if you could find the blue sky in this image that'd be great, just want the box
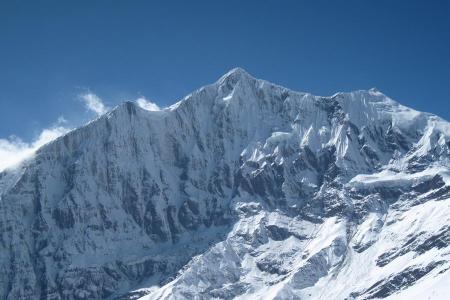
[1,0,449,144]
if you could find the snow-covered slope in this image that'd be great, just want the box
[0,68,449,299]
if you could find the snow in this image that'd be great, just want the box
[349,166,450,188]
[385,269,450,300]
[0,67,449,299]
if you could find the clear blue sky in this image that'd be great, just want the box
[1,0,450,141]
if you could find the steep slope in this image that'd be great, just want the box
[0,68,449,300]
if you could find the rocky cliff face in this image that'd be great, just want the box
[0,68,449,299]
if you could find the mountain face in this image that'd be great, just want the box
[0,68,449,300]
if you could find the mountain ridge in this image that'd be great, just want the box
[0,68,449,299]
[15,67,448,160]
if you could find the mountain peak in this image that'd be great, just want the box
[218,67,254,83]
[1,70,449,300]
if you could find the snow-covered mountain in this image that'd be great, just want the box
[0,68,449,300]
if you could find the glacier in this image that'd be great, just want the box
[0,68,449,299]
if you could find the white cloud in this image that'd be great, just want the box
[57,115,68,124]
[80,93,109,116]
[136,97,160,111]
[0,125,70,172]
[0,92,159,172]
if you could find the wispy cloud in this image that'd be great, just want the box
[0,123,70,172]
[80,93,109,116]
[0,92,109,172]
[136,97,160,111]
[0,91,160,172]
